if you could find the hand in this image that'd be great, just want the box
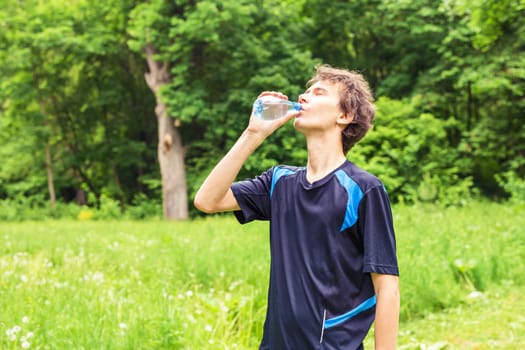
[245,91,300,139]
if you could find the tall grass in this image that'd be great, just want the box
[395,202,525,320]
[1,218,271,349]
[0,201,523,349]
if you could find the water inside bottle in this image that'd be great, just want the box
[253,97,301,120]
[260,101,289,120]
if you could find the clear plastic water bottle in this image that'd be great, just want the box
[252,96,301,120]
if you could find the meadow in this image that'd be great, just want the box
[1,201,524,349]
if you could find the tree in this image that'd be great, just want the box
[302,0,447,97]
[0,0,155,210]
[128,0,318,219]
[418,0,525,196]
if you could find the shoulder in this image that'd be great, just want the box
[272,164,303,173]
[270,164,303,181]
[269,165,303,195]
[336,161,384,194]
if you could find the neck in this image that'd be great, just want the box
[305,135,347,183]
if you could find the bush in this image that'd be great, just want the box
[0,196,84,221]
[94,195,122,220]
[496,159,525,203]
[0,195,164,221]
[352,96,474,206]
[125,193,162,220]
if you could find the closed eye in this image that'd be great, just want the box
[304,87,328,96]
[312,87,328,95]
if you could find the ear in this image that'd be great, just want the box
[336,112,353,127]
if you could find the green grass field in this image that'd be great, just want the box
[1,201,524,349]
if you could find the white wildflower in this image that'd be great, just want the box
[467,291,483,299]
[220,303,229,312]
[92,272,104,284]
[7,328,17,341]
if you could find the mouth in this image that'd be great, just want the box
[299,104,308,113]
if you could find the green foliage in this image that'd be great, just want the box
[0,0,157,209]
[417,0,525,197]
[351,96,473,205]
[0,196,81,221]
[124,194,162,220]
[1,0,524,217]
[0,196,163,221]
[496,158,525,203]
[129,0,318,199]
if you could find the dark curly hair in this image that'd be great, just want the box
[307,65,376,154]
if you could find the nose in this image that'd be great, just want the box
[298,93,308,104]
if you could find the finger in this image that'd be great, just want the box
[277,109,300,125]
[257,91,289,100]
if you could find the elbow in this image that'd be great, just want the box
[193,192,215,213]
[193,194,208,213]
[194,187,237,213]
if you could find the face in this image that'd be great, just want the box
[294,80,350,134]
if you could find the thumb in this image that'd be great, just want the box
[278,109,299,125]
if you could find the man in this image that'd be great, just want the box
[194,64,399,349]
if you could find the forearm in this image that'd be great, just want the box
[372,274,400,350]
[194,129,265,213]
[194,91,297,213]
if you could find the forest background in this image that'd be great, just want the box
[0,0,524,219]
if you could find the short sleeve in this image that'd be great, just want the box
[230,168,274,224]
[359,185,399,276]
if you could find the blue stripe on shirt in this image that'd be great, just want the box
[334,170,364,232]
[270,167,296,198]
[324,295,376,329]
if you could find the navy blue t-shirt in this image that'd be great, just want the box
[231,160,398,350]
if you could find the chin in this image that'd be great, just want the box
[292,118,307,133]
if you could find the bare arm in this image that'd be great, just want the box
[194,92,298,213]
[371,273,400,350]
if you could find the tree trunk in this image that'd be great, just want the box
[113,165,125,213]
[39,99,56,210]
[157,103,188,219]
[34,71,56,211]
[76,188,86,206]
[466,81,472,132]
[144,44,188,220]
[45,141,56,210]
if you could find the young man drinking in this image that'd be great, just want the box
[194,65,400,350]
